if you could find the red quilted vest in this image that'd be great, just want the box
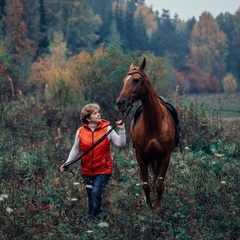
[79,119,112,176]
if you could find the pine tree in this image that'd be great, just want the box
[4,0,34,60]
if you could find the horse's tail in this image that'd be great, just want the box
[149,161,155,175]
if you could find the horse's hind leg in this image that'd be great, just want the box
[155,177,164,212]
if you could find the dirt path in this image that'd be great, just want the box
[222,116,240,122]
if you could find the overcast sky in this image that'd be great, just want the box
[144,0,240,20]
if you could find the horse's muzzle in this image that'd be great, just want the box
[116,98,130,112]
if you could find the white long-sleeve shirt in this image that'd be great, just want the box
[65,125,126,165]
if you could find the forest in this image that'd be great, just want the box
[0,0,240,98]
[0,0,240,239]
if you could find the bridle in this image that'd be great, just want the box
[126,69,148,107]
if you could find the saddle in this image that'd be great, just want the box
[131,96,182,150]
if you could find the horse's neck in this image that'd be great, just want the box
[141,87,165,129]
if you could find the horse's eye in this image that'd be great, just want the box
[132,78,140,85]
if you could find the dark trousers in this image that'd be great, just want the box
[82,174,111,217]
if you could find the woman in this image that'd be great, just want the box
[60,103,126,218]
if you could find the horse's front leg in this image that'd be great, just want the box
[155,155,170,212]
[137,155,152,208]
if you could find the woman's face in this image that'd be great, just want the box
[88,108,101,124]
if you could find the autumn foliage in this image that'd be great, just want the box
[189,12,228,79]
[222,73,238,93]
[173,64,221,93]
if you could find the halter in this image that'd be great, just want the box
[127,70,147,104]
[116,69,147,117]
[127,70,147,78]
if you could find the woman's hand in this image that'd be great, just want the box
[60,164,67,172]
[115,120,125,129]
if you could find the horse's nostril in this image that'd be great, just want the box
[117,99,125,107]
[117,99,128,112]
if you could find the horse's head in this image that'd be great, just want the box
[116,57,148,112]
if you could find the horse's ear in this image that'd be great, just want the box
[139,57,146,71]
[130,62,135,70]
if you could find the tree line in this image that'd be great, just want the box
[0,0,240,108]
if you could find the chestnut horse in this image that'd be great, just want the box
[116,58,176,211]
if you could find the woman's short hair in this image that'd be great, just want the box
[80,103,100,124]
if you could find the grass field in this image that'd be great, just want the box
[178,93,240,120]
[1,93,239,239]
